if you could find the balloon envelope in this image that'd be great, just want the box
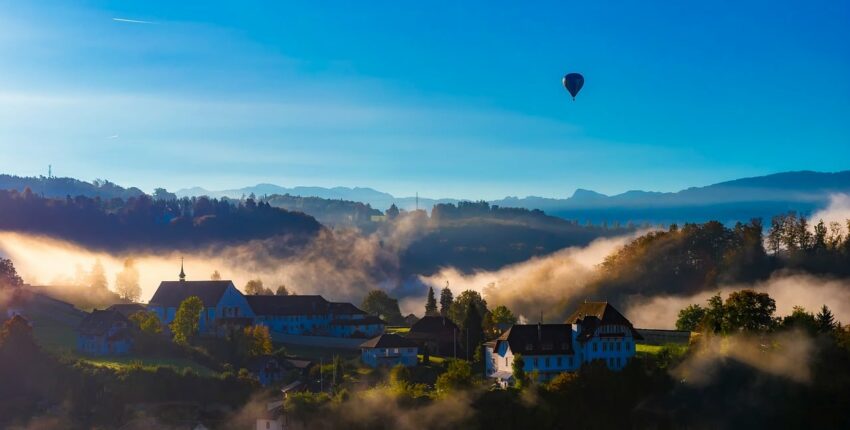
[562,73,584,99]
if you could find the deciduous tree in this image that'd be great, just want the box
[170,296,203,345]
[115,258,141,302]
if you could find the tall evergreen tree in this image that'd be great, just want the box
[816,305,836,333]
[439,285,454,317]
[462,300,484,361]
[425,287,439,316]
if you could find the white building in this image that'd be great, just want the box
[360,333,418,368]
[485,301,642,387]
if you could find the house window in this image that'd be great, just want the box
[592,343,598,352]
[616,342,621,351]
[557,357,562,367]
[505,357,508,366]
[525,343,533,351]
[532,358,538,368]
[568,356,573,367]
[542,342,553,351]
[617,357,622,367]
[602,342,607,352]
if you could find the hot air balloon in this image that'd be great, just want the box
[562,73,584,100]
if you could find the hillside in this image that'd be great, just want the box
[173,170,850,225]
[0,175,145,200]
[0,190,322,251]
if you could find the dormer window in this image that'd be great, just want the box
[542,342,553,351]
[525,343,533,351]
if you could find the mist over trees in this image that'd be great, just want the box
[0,189,321,250]
[593,214,850,305]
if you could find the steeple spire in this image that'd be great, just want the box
[179,257,186,282]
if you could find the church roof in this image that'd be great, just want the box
[149,280,234,308]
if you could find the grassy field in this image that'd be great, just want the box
[418,354,447,364]
[636,343,689,357]
[277,343,360,360]
[78,356,219,376]
[386,326,410,334]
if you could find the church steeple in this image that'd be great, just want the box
[179,257,186,282]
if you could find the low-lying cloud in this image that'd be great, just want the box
[625,272,850,329]
[417,233,642,320]
[0,213,432,306]
[673,330,816,385]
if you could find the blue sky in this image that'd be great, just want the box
[1,1,848,200]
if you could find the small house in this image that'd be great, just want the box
[405,316,460,357]
[360,333,418,368]
[77,309,133,355]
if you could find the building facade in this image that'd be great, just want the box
[77,309,133,355]
[360,333,419,368]
[147,271,384,339]
[148,279,255,334]
[485,302,642,387]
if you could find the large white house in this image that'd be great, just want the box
[485,301,642,387]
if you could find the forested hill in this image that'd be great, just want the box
[0,175,145,200]
[263,194,382,228]
[0,190,321,250]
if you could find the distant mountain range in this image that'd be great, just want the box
[3,170,848,226]
[175,184,459,212]
[177,171,850,225]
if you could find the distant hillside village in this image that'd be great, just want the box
[63,265,659,390]
[4,262,662,387]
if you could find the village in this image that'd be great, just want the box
[1,261,691,429]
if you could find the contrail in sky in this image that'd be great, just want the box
[112,18,155,25]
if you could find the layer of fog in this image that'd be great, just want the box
[673,330,815,385]
[415,232,644,320]
[625,272,850,329]
[0,213,430,306]
[810,193,850,228]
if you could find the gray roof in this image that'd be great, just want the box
[330,316,386,326]
[360,333,418,349]
[148,280,234,308]
[106,303,147,317]
[246,295,329,315]
[495,324,574,356]
[565,301,643,341]
[409,316,458,333]
[78,309,130,337]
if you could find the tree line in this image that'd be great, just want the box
[0,188,321,250]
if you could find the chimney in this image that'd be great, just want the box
[537,321,542,342]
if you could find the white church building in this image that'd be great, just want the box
[485,301,642,387]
